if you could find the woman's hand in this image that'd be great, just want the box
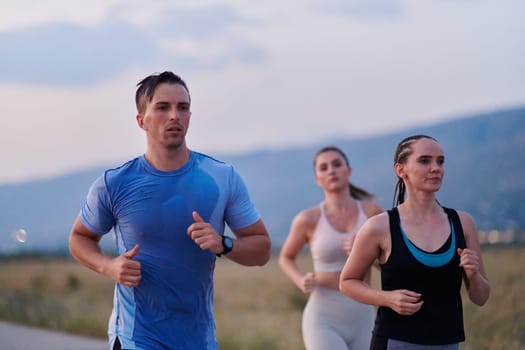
[301,272,316,293]
[386,289,423,315]
[457,247,480,280]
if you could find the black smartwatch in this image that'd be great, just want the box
[217,235,234,257]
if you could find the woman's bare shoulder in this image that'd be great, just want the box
[360,198,384,218]
[361,211,390,237]
[293,205,321,228]
[456,209,478,240]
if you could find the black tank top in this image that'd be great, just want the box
[373,206,467,345]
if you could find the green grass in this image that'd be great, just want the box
[0,245,523,349]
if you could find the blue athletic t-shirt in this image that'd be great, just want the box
[80,152,261,350]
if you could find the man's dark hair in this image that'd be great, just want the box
[135,71,191,114]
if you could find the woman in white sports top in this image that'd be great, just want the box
[279,146,383,350]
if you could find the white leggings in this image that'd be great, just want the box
[302,287,375,350]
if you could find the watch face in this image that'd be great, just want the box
[224,236,234,249]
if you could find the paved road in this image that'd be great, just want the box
[0,320,108,350]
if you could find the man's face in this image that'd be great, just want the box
[137,82,191,150]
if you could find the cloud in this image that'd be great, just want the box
[0,3,267,86]
[312,0,404,19]
[0,0,524,185]
[146,4,254,39]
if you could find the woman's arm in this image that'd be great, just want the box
[360,199,384,269]
[340,213,424,315]
[340,214,386,304]
[458,211,490,306]
[279,209,317,293]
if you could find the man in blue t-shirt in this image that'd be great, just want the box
[69,71,271,350]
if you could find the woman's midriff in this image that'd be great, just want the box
[315,271,371,291]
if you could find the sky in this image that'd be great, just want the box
[1,0,524,184]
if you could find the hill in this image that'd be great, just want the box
[1,106,524,253]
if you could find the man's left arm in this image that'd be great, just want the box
[187,212,271,266]
[228,220,271,266]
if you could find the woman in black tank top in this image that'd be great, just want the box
[339,135,490,350]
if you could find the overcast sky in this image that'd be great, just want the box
[1,0,524,184]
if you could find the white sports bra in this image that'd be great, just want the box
[310,201,368,272]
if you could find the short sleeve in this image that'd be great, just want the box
[79,174,115,235]
[224,167,261,230]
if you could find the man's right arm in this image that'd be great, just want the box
[69,216,141,287]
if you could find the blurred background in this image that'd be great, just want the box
[1,0,524,252]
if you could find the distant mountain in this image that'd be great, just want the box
[1,106,524,253]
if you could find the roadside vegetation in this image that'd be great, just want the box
[0,245,523,349]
